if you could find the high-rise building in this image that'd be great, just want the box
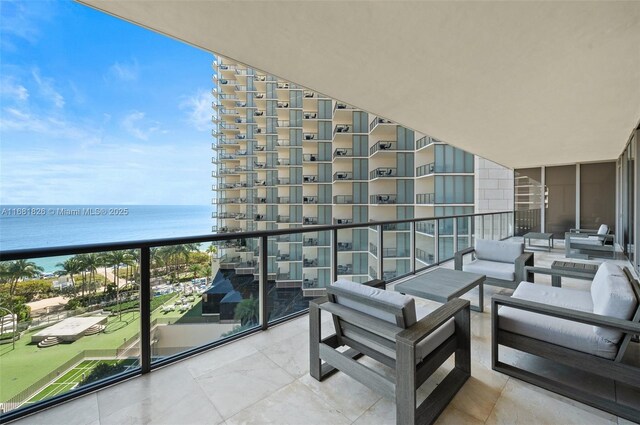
[211,56,507,297]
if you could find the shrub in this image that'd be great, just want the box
[79,362,127,386]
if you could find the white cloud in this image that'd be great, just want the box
[31,68,65,108]
[108,60,139,82]
[0,76,29,102]
[179,89,212,132]
[121,110,161,141]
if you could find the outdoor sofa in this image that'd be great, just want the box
[492,262,640,421]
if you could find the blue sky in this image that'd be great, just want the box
[0,0,214,205]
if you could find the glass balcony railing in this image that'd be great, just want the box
[416,193,435,204]
[370,194,398,205]
[0,209,516,421]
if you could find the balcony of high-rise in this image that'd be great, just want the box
[2,1,639,424]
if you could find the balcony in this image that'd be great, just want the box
[333,171,353,181]
[416,193,435,204]
[302,217,318,225]
[8,208,636,424]
[369,116,394,132]
[369,167,398,179]
[370,194,398,205]
[369,140,398,155]
[333,195,354,204]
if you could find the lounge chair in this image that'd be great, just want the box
[565,224,615,259]
[310,279,470,424]
[492,262,640,421]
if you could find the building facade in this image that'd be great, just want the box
[211,56,507,297]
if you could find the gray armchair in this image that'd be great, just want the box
[455,239,533,289]
[565,224,615,259]
[310,279,470,425]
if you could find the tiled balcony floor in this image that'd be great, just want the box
[15,243,640,425]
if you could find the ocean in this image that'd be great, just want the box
[0,205,214,273]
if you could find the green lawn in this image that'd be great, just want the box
[0,293,189,401]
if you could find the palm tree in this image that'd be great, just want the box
[234,295,259,326]
[98,252,112,293]
[57,257,82,296]
[78,253,100,297]
[189,264,203,281]
[6,260,44,296]
[106,251,128,319]
[206,244,218,283]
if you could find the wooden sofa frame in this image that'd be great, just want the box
[491,267,640,421]
[310,286,471,425]
[454,247,533,289]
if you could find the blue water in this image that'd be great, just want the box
[0,205,214,272]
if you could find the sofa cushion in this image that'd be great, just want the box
[590,263,637,343]
[499,282,618,359]
[331,279,416,327]
[597,224,609,235]
[475,239,523,264]
[464,259,515,281]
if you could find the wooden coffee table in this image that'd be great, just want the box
[394,268,486,312]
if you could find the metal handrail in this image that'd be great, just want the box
[0,210,513,261]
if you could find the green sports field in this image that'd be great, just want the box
[23,359,139,405]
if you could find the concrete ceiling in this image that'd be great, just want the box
[78,1,640,169]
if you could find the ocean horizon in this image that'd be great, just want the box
[0,205,215,272]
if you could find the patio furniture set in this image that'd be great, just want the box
[309,236,640,424]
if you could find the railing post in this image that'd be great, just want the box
[410,221,416,274]
[140,246,151,374]
[434,219,440,265]
[490,215,495,239]
[377,224,384,281]
[331,228,338,283]
[259,236,268,330]
[452,218,458,255]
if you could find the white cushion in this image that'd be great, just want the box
[331,279,416,327]
[475,239,523,263]
[590,263,637,343]
[597,224,609,235]
[499,282,618,359]
[464,259,515,281]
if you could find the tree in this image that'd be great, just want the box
[105,251,129,320]
[57,257,82,296]
[5,260,44,296]
[189,264,203,281]
[77,253,100,297]
[234,295,259,326]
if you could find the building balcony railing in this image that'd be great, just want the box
[370,167,398,179]
[303,217,318,225]
[369,242,378,256]
[369,116,394,132]
[369,140,398,155]
[334,218,353,225]
[416,193,435,204]
[0,209,516,421]
[332,124,352,136]
[303,132,317,141]
[303,174,318,183]
[370,194,398,205]
[416,136,438,149]
[333,102,354,112]
[333,195,354,204]
[416,163,436,177]
[303,111,317,119]
[333,171,353,181]
[303,153,330,162]
[303,196,317,204]
[332,148,360,158]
